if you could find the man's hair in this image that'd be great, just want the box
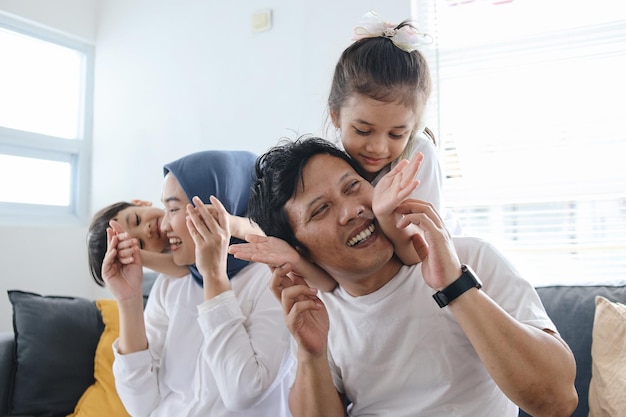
[87,201,134,286]
[248,137,361,258]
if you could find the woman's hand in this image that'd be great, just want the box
[186,195,231,298]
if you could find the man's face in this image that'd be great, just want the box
[160,173,195,266]
[285,154,395,286]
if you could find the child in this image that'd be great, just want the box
[230,11,461,286]
[328,11,463,242]
[87,198,269,286]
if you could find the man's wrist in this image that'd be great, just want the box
[433,265,482,308]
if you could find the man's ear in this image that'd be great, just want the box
[295,245,314,264]
[131,199,152,207]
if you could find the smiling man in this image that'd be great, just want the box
[232,137,578,417]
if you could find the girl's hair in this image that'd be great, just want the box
[328,20,432,159]
[87,201,134,286]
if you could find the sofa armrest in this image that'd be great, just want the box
[0,332,15,417]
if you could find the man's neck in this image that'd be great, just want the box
[335,255,404,297]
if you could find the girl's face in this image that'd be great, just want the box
[334,94,416,182]
[114,205,167,253]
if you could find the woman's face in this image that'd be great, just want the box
[159,173,195,266]
[114,205,168,253]
[335,94,416,182]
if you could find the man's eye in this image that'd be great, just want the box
[311,204,328,219]
[135,214,141,226]
[139,239,145,250]
[346,179,361,193]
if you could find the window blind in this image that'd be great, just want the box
[413,0,626,285]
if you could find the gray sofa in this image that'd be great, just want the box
[1,278,624,417]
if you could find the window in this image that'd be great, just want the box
[0,13,94,225]
[413,0,626,285]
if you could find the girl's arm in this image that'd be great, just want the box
[228,234,338,292]
[372,152,424,265]
[140,250,189,277]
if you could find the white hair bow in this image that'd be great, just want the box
[352,11,432,53]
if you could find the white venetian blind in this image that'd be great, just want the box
[413,0,626,285]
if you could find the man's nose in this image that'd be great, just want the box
[339,202,364,225]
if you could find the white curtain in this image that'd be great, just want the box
[413,0,626,285]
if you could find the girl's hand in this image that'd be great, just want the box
[102,220,144,302]
[372,152,422,220]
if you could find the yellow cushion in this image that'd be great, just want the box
[67,299,130,417]
[588,296,626,417]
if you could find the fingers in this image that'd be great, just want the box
[396,199,444,230]
[402,152,423,188]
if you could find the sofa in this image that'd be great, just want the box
[0,276,624,417]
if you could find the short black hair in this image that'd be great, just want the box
[248,137,361,258]
[87,201,134,286]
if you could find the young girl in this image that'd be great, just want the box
[230,11,461,287]
[328,11,462,240]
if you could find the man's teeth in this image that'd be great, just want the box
[169,238,182,246]
[348,224,375,247]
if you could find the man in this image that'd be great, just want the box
[230,137,578,417]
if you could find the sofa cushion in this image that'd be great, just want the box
[7,290,104,417]
[67,299,130,417]
[518,285,626,417]
[588,296,626,417]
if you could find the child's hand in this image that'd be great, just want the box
[229,234,303,269]
[372,152,422,220]
[102,220,144,302]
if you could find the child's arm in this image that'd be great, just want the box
[140,250,189,277]
[372,152,424,265]
[228,234,338,292]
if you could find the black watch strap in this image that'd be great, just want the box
[433,264,482,308]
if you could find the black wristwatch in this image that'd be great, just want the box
[433,264,482,308]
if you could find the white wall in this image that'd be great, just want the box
[0,0,411,332]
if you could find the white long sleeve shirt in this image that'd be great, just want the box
[112,262,294,417]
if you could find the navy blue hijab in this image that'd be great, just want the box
[163,150,257,287]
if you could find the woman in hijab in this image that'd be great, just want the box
[101,150,293,417]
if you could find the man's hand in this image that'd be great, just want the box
[395,199,462,291]
[270,263,329,357]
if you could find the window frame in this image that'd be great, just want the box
[0,12,94,226]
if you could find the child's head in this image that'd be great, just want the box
[328,13,432,180]
[87,201,167,286]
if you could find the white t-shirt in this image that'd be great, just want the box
[112,262,294,417]
[371,132,464,235]
[319,236,555,417]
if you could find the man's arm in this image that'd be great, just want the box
[396,200,578,417]
[270,265,345,417]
